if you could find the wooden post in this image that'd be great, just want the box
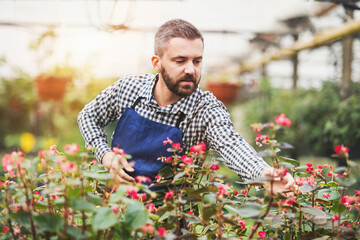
[291,34,299,89]
[340,9,354,99]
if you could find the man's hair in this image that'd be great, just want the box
[154,19,204,57]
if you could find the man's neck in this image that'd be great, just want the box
[153,76,182,107]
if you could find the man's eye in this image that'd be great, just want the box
[176,60,184,63]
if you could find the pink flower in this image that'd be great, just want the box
[274,113,291,126]
[142,223,155,234]
[328,172,333,177]
[91,160,98,165]
[146,203,157,213]
[190,142,206,153]
[135,176,151,184]
[157,227,167,237]
[165,190,174,199]
[306,162,314,173]
[165,156,173,162]
[306,177,316,185]
[209,164,219,171]
[111,206,120,214]
[181,155,193,164]
[238,220,247,229]
[355,190,360,195]
[258,231,266,239]
[218,184,229,196]
[61,161,76,174]
[241,189,248,196]
[234,190,239,196]
[188,211,194,215]
[334,145,349,156]
[163,138,173,146]
[155,174,162,183]
[64,144,80,155]
[112,147,126,156]
[332,214,339,222]
[276,168,289,177]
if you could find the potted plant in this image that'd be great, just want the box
[206,73,241,105]
[35,65,76,101]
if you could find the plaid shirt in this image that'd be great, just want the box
[78,74,269,179]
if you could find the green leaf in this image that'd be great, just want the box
[125,201,148,230]
[92,207,118,231]
[158,165,174,179]
[80,170,113,180]
[69,198,96,212]
[13,210,31,228]
[202,204,217,220]
[336,177,356,187]
[33,213,64,232]
[276,142,294,150]
[302,207,328,224]
[278,156,299,166]
[86,193,102,205]
[299,182,319,193]
[173,172,185,183]
[317,189,340,201]
[232,202,262,218]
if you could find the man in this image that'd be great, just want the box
[78,19,294,195]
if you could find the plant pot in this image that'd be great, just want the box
[207,82,239,105]
[35,75,70,101]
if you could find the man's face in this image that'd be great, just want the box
[159,37,203,97]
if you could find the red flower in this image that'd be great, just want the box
[165,190,174,199]
[172,142,181,149]
[305,163,314,173]
[190,142,206,153]
[332,214,339,222]
[234,190,239,196]
[209,164,219,171]
[142,223,155,234]
[322,193,330,199]
[241,189,248,196]
[157,227,167,237]
[3,226,9,234]
[188,211,194,215]
[274,113,291,127]
[258,231,266,239]
[355,190,360,195]
[334,145,349,156]
[328,172,333,177]
[127,187,139,200]
[181,155,193,164]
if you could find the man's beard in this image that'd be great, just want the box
[161,67,200,98]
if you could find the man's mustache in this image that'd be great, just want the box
[180,75,196,82]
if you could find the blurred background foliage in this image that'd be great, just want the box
[243,77,360,159]
[0,57,118,153]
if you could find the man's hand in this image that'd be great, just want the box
[102,152,135,184]
[260,167,295,196]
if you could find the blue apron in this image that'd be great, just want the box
[111,97,185,182]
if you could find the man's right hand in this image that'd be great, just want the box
[102,151,135,184]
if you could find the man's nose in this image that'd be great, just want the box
[184,62,195,75]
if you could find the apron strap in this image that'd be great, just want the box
[131,97,143,109]
[176,112,186,129]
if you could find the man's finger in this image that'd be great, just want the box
[116,168,135,183]
[114,174,133,184]
[120,157,135,172]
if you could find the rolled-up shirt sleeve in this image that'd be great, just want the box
[205,106,270,180]
[77,81,121,162]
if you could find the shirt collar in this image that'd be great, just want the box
[139,73,202,115]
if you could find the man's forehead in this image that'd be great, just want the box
[163,37,203,57]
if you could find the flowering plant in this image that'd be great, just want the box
[0,113,359,239]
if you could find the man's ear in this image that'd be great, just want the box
[151,55,161,73]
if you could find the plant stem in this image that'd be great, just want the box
[18,165,37,239]
[337,188,345,240]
